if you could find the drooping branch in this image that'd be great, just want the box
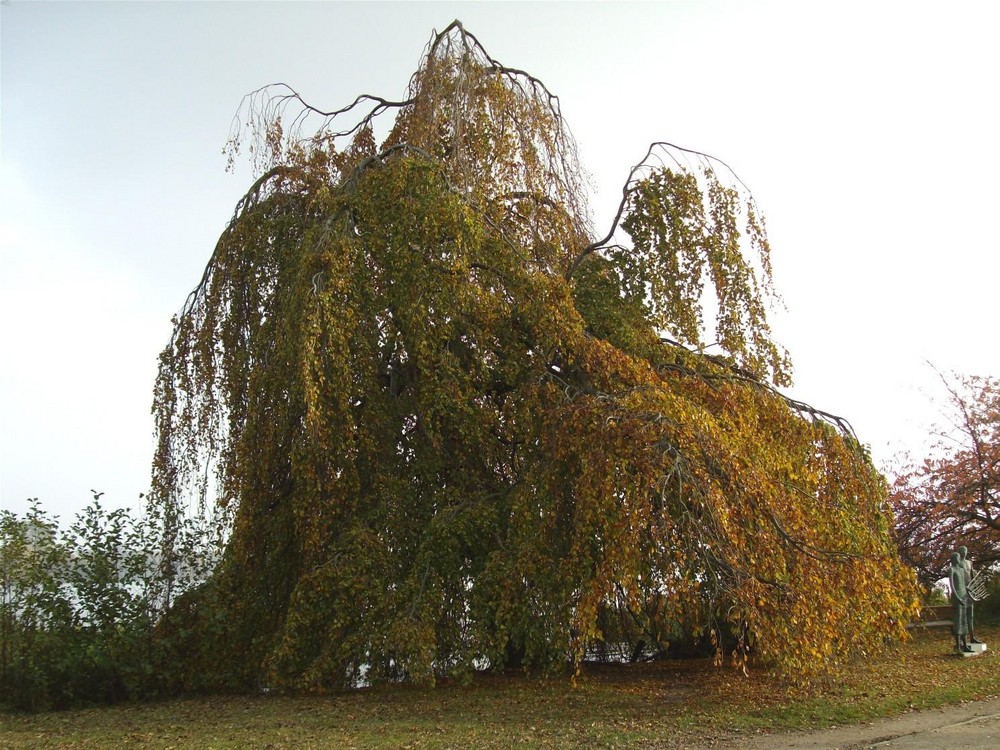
[565,140,761,280]
[565,139,787,385]
[655,335,859,443]
[226,85,416,169]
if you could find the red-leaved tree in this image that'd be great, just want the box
[891,372,1000,586]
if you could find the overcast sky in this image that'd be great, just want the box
[2,1,998,521]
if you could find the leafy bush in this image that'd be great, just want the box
[976,572,1000,622]
[0,494,222,710]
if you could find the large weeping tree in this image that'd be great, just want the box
[151,22,918,690]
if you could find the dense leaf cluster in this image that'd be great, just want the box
[151,22,918,690]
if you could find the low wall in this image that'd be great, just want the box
[926,604,953,622]
[907,604,952,629]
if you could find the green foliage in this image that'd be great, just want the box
[0,495,221,710]
[149,21,918,692]
[977,576,1000,622]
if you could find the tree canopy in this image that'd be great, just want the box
[891,372,1000,587]
[151,21,918,690]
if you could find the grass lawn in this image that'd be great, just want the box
[2,624,998,749]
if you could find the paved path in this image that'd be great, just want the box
[711,696,1000,750]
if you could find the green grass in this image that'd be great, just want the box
[2,625,998,749]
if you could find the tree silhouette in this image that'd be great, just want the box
[151,21,917,689]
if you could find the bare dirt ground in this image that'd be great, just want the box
[709,695,1000,750]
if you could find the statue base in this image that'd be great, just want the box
[957,643,987,657]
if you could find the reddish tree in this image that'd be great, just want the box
[891,373,1000,586]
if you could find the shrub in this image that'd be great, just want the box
[0,494,221,710]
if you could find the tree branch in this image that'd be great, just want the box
[564,141,758,280]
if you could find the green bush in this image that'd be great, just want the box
[0,495,222,710]
[976,572,1000,622]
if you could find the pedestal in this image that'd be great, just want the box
[958,642,987,657]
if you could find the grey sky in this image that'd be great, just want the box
[2,1,999,520]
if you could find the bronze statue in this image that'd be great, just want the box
[958,546,983,644]
[949,552,973,653]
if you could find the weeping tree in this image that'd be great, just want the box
[151,21,918,690]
